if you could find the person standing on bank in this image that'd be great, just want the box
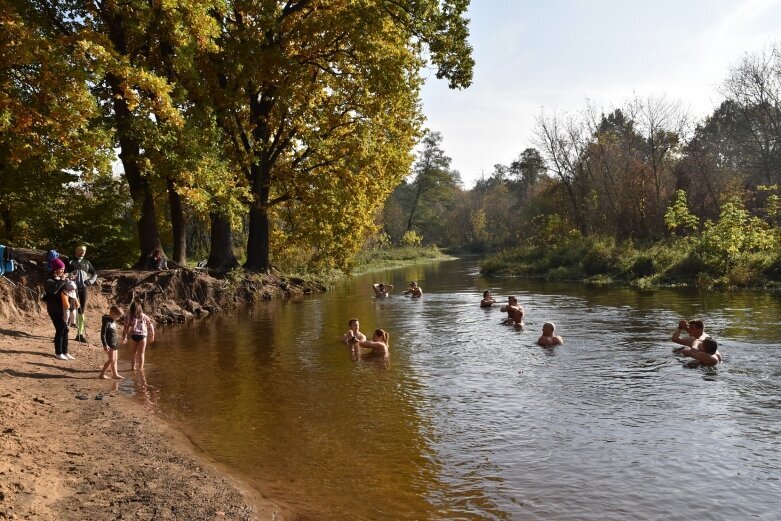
[67,244,98,342]
[45,258,74,360]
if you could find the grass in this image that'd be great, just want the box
[350,245,456,276]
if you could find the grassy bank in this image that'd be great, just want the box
[349,245,456,276]
[480,236,781,290]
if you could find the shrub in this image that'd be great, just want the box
[400,230,423,247]
[582,239,619,276]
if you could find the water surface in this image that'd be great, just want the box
[122,258,781,520]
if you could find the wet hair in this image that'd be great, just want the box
[508,296,517,304]
[542,322,555,334]
[483,290,490,298]
[688,319,704,330]
[374,328,389,345]
[348,318,359,327]
[128,301,144,320]
[701,337,718,354]
[109,305,123,316]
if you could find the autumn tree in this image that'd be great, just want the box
[0,3,112,244]
[205,1,474,272]
[17,0,225,266]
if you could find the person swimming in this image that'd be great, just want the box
[372,283,394,297]
[356,328,390,356]
[536,322,563,346]
[343,318,367,344]
[403,281,423,297]
[500,296,524,326]
[480,290,498,308]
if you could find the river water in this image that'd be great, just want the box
[121,258,781,520]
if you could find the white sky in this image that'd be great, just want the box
[419,0,781,187]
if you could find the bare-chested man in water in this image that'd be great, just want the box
[672,319,722,366]
[403,281,423,298]
[372,283,394,297]
[500,296,524,326]
[536,322,563,346]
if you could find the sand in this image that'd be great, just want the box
[0,314,293,520]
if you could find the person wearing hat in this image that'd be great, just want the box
[44,258,74,360]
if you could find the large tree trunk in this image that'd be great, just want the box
[207,212,238,271]
[244,204,271,272]
[167,177,187,265]
[107,66,160,268]
[244,150,273,272]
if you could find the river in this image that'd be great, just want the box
[120,258,781,520]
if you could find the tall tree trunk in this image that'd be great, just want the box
[245,204,270,272]
[245,151,273,272]
[167,177,186,265]
[207,212,238,271]
[112,91,161,268]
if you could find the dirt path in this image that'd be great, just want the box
[0,316,292,520]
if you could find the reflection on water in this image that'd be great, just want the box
[124,258,781,520]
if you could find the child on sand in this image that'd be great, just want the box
[536,322,563,346]
[123,301,155,370]
[100,305,124,379]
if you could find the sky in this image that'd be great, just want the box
[419,0,781,187]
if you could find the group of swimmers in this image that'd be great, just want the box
[348,284,722,366]
[480,290,563,347]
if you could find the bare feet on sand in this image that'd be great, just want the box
[113,374,124,379]
[99,374,110,379]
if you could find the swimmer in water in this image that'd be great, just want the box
[403,281,423,297]
[536,322,563,346]
[672,319,708,351]
[356,328,390,356]
[372,283,394,297]
[500,296,524,326]
[480,290,498,308]
[343,318,367,344]
[680,337,722,366]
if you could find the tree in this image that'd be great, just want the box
[405,131,462,236]
[722,44,781,188]
[19,0,224,266]
[0,3,112,244]
[205,1,474,272]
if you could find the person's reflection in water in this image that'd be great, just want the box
[131,369,160,411]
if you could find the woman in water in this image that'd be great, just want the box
[356,328,390,356]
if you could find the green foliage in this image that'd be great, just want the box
[525,214,580,247]
[48,175,139,268]
[582,238,619,276]
[400,230,424,247]
[698,197,776,267]
[664,189,700,236]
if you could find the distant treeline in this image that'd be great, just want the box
[381,44,781,286]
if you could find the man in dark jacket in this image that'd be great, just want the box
[67,245,98,342]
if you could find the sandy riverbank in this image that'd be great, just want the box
[0,257,310,520]
[0,312,295,520]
